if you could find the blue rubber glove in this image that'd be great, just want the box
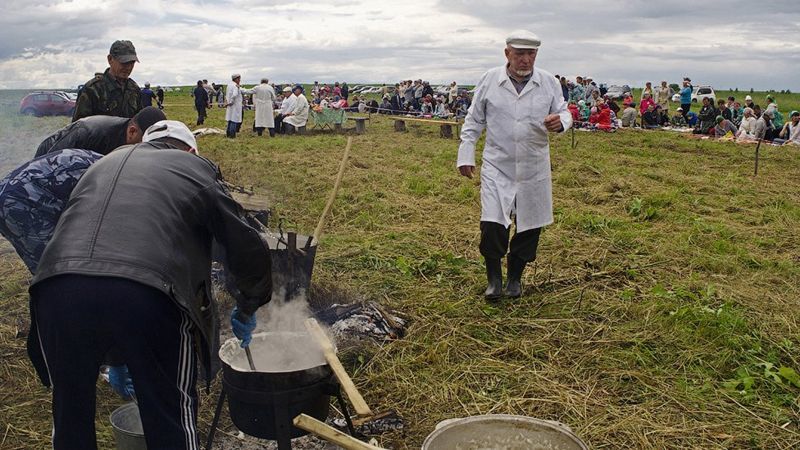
[231,306,257,348]
[108,365,135,401]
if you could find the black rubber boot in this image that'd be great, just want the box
[484,259,503,301]
[505,256,527,298]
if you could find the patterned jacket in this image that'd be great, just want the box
[0,149,102,272]
[72,68,142,122]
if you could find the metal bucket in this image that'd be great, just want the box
[421,414,588,450]
[109,402,147,450]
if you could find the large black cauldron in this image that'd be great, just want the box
[209,332,349,450]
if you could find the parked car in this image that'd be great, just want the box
[691,85,715,103]
[19,91,76,117]
[605,85,632,100]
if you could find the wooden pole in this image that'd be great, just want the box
[754,138,762,176]
[571,126,577,149]
[293,414,386,450]
[311,137,352,246]
[304,318,373,417]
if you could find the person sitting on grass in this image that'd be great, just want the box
[717,99,732,121]
[695,97,718,134]
[621,102,637,128]
[578,100,590,122]
[737,107,758,139]
[434,97,451,118]
[753,108,774,141]
[713,115,738,138]
[778,110,800,144]
[622,92,634,107]
[568,101,580,122]
[656,105,670,126]
[642,104,660,129]
[380,96,392,114]
[671,108,688,127]
[595,105,614,131]
[639,92,655,118]
[766,103,784,129]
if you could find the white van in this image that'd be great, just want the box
[691,86,716,103]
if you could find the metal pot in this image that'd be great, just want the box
[218,332,334,440]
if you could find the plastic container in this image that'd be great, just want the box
[109,402,146,450]
[422,414,588,450]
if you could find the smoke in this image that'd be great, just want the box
[255,287,313,333]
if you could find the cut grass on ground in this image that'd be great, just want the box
[0,89,798,449]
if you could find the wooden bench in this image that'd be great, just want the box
[393,117,461,138]
[347,116,370,134]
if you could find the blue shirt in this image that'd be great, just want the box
[680,86,692,104]
[141,88,155,107]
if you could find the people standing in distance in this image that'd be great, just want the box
[457,30,573,301]
[224,74,249,138]
[252,78,277,137]
[73,40,143,122]
[140,82,157,108]
[193,80,210,125]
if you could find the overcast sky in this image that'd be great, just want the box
[1,0,798,90]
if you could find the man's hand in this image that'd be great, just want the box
[458,165,475,179]
[231,306,257,348]
[544,114,564,132]
[108,365,135,401]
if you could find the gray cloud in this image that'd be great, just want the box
[0,0,798,90]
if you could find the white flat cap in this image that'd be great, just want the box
[143,120,198,153]
[282,86,292,92]
[231,73,241,80]
[506,30,541,49]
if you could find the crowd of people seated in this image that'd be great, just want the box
[557,73,798,145]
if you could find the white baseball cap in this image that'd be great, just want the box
[506,30,541,49]
[143,120,198,154]
[745,95,752,101]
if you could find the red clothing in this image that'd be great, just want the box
[568,104,580,121]
[597,109,612,130]
[639,98,655,116]
[589,112,600,124]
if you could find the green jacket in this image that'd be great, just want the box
[72,68,142,122]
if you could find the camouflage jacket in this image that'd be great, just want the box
[0,149,103,272]
[72,68,142,122]
[670,115,687,127]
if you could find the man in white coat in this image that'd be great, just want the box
[253,78,276,137]
[283,85,310,135]
[224,73,252,138]
[457,30,572,301]
[275,86,296,135]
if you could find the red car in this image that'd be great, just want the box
[19,91,76,117]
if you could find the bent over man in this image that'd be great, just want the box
[457,30,572,301]
[28,121,271,449]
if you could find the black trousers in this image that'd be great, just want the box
[254,127,276,137]
[30,275,198,450]
[274,114,287,134]
[681,103,691,117]
[196,106,206,125]
[480,221,542,263]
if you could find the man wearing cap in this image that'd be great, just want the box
[72,40,143,122]
[275,86,296,134]
[140,82,157,108]
[27,119,271,449]
[224,74,246,138]
[457,30,572,301]
[670,108,688,127]
[35,106,166,157]
[283,85,310,134]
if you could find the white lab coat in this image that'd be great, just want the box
[279,94,296,115]
[225,82,244,123]
[457,66,572,232]
[252,83,276,128]
[284,94,309,127]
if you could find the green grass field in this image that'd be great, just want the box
[0,87,798,449]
